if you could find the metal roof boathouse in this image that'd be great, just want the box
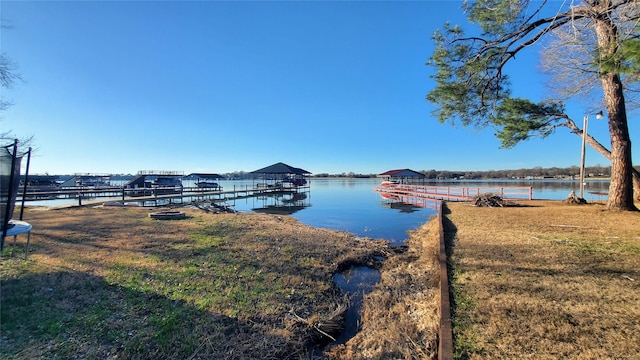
[379,169,426,184]
[250,162,311,188]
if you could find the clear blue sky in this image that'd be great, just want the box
[2,0,636,175]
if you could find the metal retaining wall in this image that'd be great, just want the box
[437,201,454,360]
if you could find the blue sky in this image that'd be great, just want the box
[2,0,636,175]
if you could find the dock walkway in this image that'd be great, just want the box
[374,184,533,203]
[21,185,303,208]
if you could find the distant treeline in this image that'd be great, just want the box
[315,165,639,180]
[49,165,640,181]
[414,166,614,180]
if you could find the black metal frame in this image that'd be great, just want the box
[1,139,31,251]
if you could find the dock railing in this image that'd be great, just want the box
[19,183,309,207]
[374,184,533,201]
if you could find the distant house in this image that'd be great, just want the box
[378,169,426,184]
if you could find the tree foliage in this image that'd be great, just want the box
[600,24,640,76]
[1,22,22,112]
[0,53,21,112]
[538,6,640,109]
[427,0,584,145]
[426,0,639,210]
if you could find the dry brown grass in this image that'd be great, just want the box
[6,199,636,359]
[1,206,388,359]
[443,200,640,360]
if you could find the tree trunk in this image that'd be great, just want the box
[633,170,640,201]
[593,10,638,211]
[584,133,640,202]
[564,117,640,200]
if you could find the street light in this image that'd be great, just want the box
[579,111,604,199]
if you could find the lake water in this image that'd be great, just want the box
[219,179,436,246]
[222,178,609,245]
[23,178,610,246]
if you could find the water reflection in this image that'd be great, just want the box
[250,191,311,215]
[293,179,435,245]
[252,205,308,215]
[332,266,381,344]
[378,191,441,212]
[379,201,423,213]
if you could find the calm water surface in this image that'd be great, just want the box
[235,178,611,245]
[225,179,436,246]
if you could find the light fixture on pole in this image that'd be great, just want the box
[579,111,604,199]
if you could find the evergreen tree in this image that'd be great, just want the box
[427,0,638,210]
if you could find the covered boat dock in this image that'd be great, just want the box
[250,162,311,189]
[378,169,426,185]
[187,173,225,189]
[248,162,311,213]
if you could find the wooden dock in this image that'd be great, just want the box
[374,184,533,202]
[20,185,305,208]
